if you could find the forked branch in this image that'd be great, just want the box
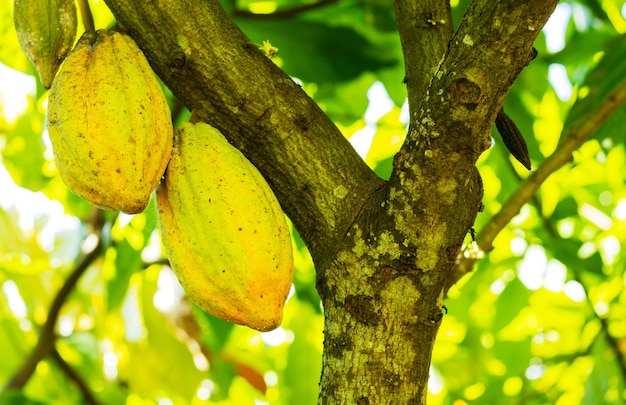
[445,79,626,292]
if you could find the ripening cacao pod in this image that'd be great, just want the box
[14,0,77,89]
[156,122,294,332]
[47,30,173,214]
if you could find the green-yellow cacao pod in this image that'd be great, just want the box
[14,0,77,89]
[156,122,294,332]
[47,30,173,214]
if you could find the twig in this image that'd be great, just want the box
[573,268,626,382]
[142,257,170,269]
[3,210,105,390]
[445,79,626,293]
[50,348,102,405]
[233,0,338,19]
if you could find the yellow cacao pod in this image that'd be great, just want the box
[156,122,294,332]
[47,30,173,214]
[14,0,77,89]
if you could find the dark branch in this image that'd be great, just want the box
[574,268,626,382]
[3,210,105,390]
[50,348,102,405]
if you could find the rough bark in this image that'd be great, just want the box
[102,0,558,403]
[393,0,453,114]
[103,0,383,264]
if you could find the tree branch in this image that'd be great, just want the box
[575,270,626,383]
[3,210,105,390]
[445,79,626,292]
[387,0,558,276]
[103,0,384,265]
[315,2,558,402]
[393,0,453,116]
[50,348,102,405]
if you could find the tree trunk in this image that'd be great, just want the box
[102,0,558,402]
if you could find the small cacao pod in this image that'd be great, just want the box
[47,30,173,214]
[495,109,531,170]
[14,0,77,89]
[156,122,294,332]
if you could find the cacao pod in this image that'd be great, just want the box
[156,122,294,332]
[14,0,77,89]
[47,30,173,214]
[495,109,531,170]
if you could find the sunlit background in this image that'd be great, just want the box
[1,1,626,404]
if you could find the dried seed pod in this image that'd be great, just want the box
[495,109,531,170]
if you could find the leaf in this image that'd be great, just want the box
[291,226,321,313]
[236,18,397,83]
[561,34,626,145]
[282,300,323,405]
[494,278,532,332]
[117,266,205,401]
[193,303,235,353]
[0,0,32,73]
[2,107,50,192]
[192,305,237,399]
[366,107,406,179]
[377,63,408,107]
[106,201,158,311]
[0,390,46,405]
[0,206,52,275]
[313,73,377,125]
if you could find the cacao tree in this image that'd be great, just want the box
[1,0,626,404]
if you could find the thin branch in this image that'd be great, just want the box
[393,0,453,117]
[445,79,626,293]
[573,268,626,383]
[50,348,102,405]
[233,0,338,19]
[142,257,170,269]
[3,210,105,390]
[595,303,626,381]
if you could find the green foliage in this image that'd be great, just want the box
[1,0,626,404]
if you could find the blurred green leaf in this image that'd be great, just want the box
[106,201,158,311]
[1,1,626,404]
[0,390,46,405]
[562,34,626,144]
[237,18,397,84]
[282,300,323,405]
[0,0,32,73]
[2,108,49,192]
[116,266,205,402]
